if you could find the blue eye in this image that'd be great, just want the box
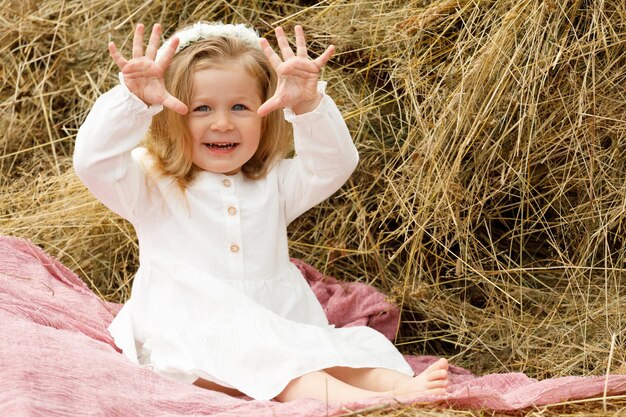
[193,105,209,112]
[232,104,247,111]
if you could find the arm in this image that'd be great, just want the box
[73,78,163,223]
[258,26,357,222]
[74,23,187,223]
[278,86,359,224]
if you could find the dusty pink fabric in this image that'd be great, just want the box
[291,258,399,340]
[2,235,626,416]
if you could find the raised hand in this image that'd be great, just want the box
[257,25,335,116]
[108,23,188,115]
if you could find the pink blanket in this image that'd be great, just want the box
[1,235,625,416]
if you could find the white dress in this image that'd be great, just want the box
[73,78,413,400]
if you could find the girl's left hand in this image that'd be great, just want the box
[257,25,335,116]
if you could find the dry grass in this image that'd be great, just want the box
[1,0,626,415]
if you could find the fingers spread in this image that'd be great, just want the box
[145,23,162,60]
[313,44,335,69]
[260,38,283,71]
[274,26,295,60]
[265,25,334,72]
[108,42,128,70]
[157,36,179,68]
[163,93,188,115]
[294,25,308,58]
[132,23,145,59]
[257,96,283,117]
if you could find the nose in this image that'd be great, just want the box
[210,111,234,132]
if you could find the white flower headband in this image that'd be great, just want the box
[156,22,261,62]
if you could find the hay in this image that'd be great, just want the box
[2,0,626,415]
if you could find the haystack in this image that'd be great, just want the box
[2,0,625,415]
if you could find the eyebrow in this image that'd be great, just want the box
[190,95,262,104]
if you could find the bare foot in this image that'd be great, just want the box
[391,358,449,399]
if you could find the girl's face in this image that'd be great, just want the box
[187,61,263,175]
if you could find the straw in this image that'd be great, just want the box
[1,0,626,415]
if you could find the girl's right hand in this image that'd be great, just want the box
[108,23,188,115]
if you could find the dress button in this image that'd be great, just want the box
[230,244,240,253]
[223,179,231,187]
[227,206,237,215]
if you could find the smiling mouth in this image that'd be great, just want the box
[205,143,238,150]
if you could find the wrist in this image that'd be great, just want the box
[292,93,322,115]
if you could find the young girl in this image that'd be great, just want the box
[74,21,449,404]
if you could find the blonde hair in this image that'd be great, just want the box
[146,35,290,188]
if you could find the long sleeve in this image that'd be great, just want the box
[277,85,359,224]
[73,78,164,224]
